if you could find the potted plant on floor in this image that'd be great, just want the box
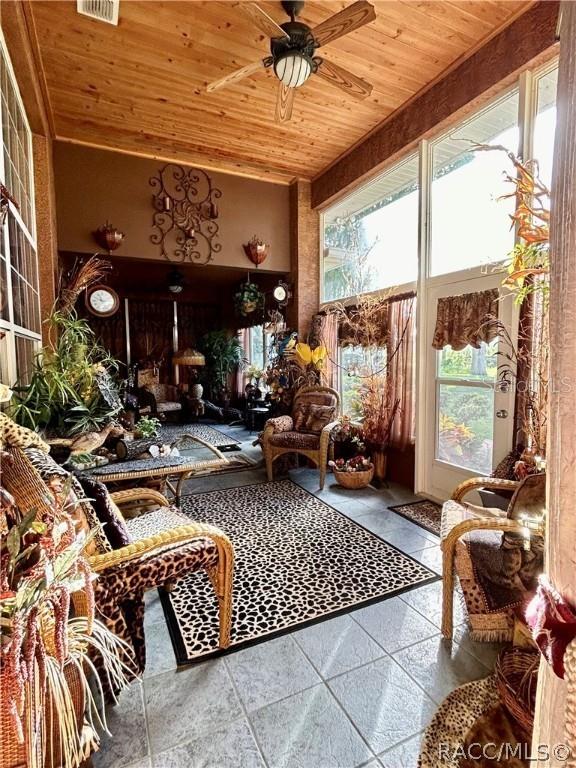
[200,330,247,404]
[0,473,130,768]
[332,292,404,484]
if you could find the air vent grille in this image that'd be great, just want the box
[77,0,119,25]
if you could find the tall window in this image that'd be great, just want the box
[248,325,266,370]
[0,36,40,387]
[322,154,419,302]
[430,89,520,277]
[533,65,558,193]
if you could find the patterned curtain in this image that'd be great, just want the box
[387,294,416,449]
[432,288,499,350]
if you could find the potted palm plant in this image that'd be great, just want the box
[200,330,247,403]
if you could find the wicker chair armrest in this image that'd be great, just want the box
[442,517,534,555]
[88,522,233,571]
[110,488,170,508]
[320,420,341,452]
[451,477,519,503]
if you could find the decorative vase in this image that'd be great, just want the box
[191,382,203,399]
[333,466,374,489]
[371,449,387,485]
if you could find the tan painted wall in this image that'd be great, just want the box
[53,142,291,272]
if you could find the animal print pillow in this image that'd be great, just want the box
[294,404,336,434]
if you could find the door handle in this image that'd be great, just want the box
[496,409,508,419]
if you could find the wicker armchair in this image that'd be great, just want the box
[137,368,182,420]
[441,473,546,641]
[262,385,340,490]
[1,445,234,675]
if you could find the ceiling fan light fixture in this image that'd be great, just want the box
[274,50,312,88]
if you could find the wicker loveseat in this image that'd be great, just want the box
[262,385,340,490]
[1,426,234,686]
[441,473,546,642]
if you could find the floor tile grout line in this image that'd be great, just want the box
[346,608,441,659]
[291,625,390,688]
[221,655,273,768]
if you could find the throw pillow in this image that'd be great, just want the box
[76,475,131,550]
[294,403,336,434]
[23,447,112,555]
[304,404,336,434]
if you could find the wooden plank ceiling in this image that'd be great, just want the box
[27,0,533,184]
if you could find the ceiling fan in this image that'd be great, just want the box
[206,0,376,123]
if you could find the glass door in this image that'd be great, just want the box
[421,278,517,501]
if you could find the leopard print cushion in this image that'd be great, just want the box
[0,412,49,452]
[24,447,112,554]
[265,415,293,433]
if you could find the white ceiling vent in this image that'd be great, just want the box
[77,0,119,25]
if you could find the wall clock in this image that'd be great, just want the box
[85,284,120,317]
[272,280,291,307]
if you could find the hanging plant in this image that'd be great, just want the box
[234,280,264,317]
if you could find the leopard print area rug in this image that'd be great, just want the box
[158,423,241,452]
[160,479,438,664]
[388,499,442,536]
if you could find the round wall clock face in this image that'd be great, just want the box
[86,285,120,317]
[273,284,288,303]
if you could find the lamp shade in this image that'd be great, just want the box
[173,348,205,366]
[274,51,312,88]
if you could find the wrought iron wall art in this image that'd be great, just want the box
[149,163,222,265]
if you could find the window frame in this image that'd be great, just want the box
[0,27,40,387]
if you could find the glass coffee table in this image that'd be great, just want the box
[82,433,229,504]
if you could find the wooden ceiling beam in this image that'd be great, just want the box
[311,0,559,208]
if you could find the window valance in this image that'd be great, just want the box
[432,288,499,351]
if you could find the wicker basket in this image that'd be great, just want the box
[0,659,85,768]
[333,465,374,489]
[495,646,540,735]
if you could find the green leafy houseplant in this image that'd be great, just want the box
[9,311,122,437]
[200,331,247,399]
[234,281,264,318]
[134,416,161,438]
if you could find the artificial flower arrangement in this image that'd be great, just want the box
[264,338,327,413]
[329,454,374,489]
[0,467,129,768]
[329,455,373,473]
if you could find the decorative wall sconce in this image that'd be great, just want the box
[243,235,270,266]
[150,163,222,265]
[93,221,125,253]
[0,183,18,227]
[167,268,185,294]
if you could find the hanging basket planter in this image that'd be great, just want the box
[234,280,265,317]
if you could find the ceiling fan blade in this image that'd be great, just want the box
[206,60,266,93]
[238,2,289,40]
[275,83,295,123]
[316,58,373,99]
[311,1,376,48]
